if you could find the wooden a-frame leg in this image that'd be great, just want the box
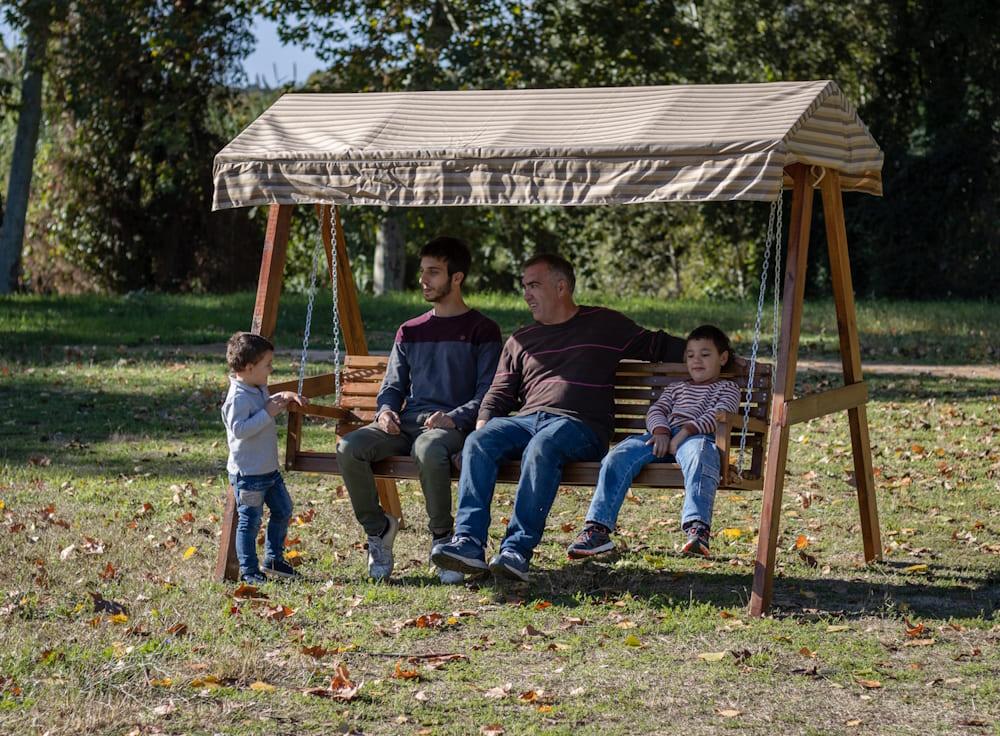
[820,172,882,562]
[215,204,292,583]
[749,164,813,617]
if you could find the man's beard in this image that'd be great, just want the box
[423,280,452,302]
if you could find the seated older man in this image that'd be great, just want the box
[432,253,685,581]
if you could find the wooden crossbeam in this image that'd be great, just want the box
[781,382,868,426]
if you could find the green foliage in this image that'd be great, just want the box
[23,1,261,292]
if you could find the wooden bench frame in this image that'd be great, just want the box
[214,164,882,617]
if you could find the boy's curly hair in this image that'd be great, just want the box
[226,332,274,372]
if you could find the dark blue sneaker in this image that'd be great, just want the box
[431,535,488,575]
[489,548,530,582]
[567,522,615,559]
[262,557,302,580]
[240,569,267,585]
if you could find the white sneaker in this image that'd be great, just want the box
[430,535,465,584]
[367,513,399,581]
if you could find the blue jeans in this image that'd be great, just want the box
[454,412,603,560]
[586,431,721,531]
[228,470,293,576]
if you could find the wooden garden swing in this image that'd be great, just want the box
[211,81,884,616]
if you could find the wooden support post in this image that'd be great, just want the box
[820,171,882,562]
[318,205,403,522]
[215,204,293,583]
[749,164,813,617]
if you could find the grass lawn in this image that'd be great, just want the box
[1,294,998,735]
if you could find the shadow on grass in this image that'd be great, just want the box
[505,553,1000,621]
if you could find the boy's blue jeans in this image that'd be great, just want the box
[228,470,293,576]
[454,412,603,560]
[586,431,721,531]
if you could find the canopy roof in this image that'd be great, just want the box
[212,80,882,211]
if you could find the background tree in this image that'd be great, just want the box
[0,0,61,294]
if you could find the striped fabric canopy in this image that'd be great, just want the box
[212,80,882,211]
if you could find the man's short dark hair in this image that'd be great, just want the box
[523,253,576,293]
[419,236,472,284]
[226,332,274,372]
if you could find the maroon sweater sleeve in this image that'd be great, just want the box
[478,336,522,422]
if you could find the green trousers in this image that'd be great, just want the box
[336,412,466,537]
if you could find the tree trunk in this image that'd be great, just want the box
[373,208,405,295]
[0,9,50,294]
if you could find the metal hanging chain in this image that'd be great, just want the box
[297,235,323,395]
[328,206,343,405]
[737,191,782,476]
[772,193,783,362]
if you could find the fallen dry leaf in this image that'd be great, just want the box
[304,663,362,701]
[481,725,505,735]
[716,708,741,718]
[182,546,198,559]
[697,651,727,662]
[520,624,549,638]
[904,618,925,638]
[484,683,512,699]
[856,678,882,689]
[232,584,267,599]
[300,645,328,659]
[249,680,276,692]
[794,534,809,550]
[393,662,420,680]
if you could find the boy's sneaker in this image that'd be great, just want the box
[681,522,711,557]
[567,522,615,559]
[240,570,267,585]
[430,535,465,584]
[262,557,301,580]
[431,535,488,575]
[367,513,399,581]
[489,548,530,582]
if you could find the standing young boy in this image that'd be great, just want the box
[222,332,307,584]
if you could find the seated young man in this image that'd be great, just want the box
[337,236,501,583]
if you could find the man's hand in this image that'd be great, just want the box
[423,411,456,430]
[645,430,671,458]
[377,409,401,435]
[475,419,489,431]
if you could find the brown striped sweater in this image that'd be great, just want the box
[477,306,686,445]
[645,378,741,436]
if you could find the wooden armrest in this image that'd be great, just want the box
[288,403,361,422]
[716,411,768,435]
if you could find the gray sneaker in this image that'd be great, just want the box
[367,513,399,581]
[430,535,465,585]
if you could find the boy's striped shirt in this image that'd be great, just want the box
[645,379,742,436]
